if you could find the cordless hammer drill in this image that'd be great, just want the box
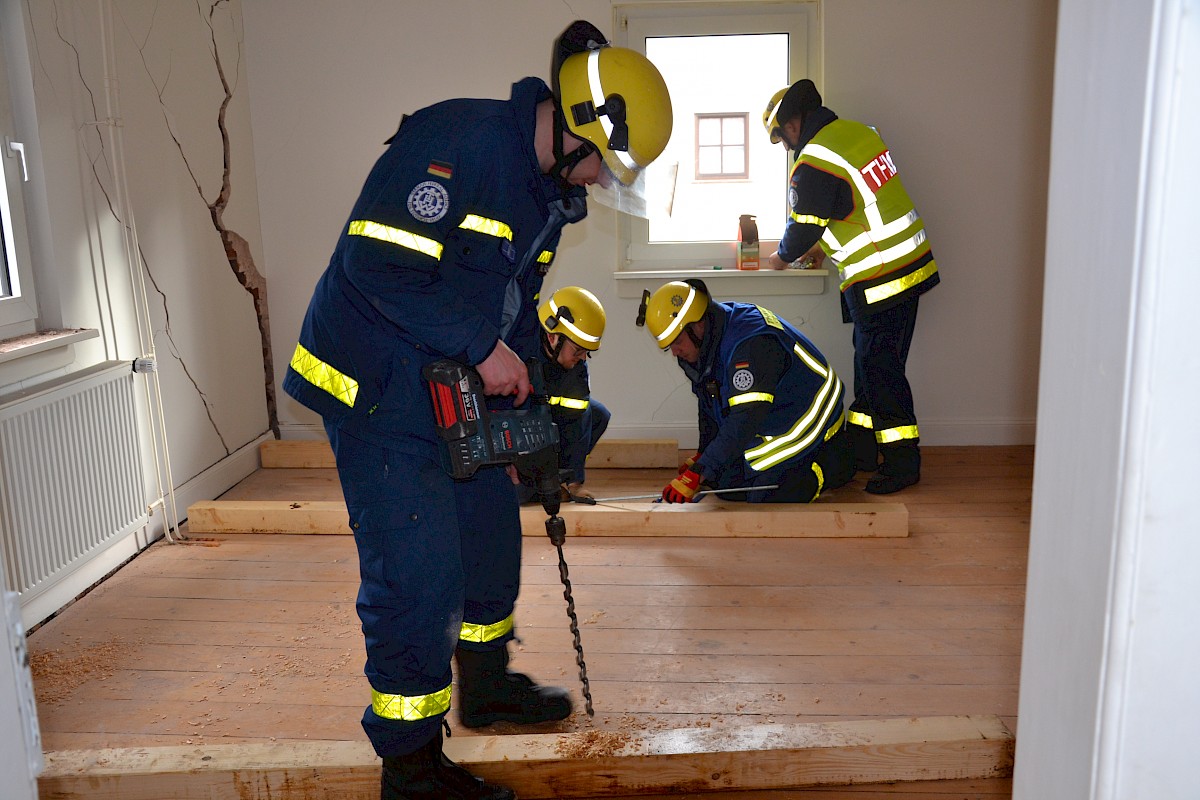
[423,358,595,716]
[422,358,564,516]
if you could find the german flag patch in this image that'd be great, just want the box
[427,160,453,180]
[734,361,750,370]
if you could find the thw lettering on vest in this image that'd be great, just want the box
[861,150,897,192]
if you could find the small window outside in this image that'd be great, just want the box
[0,2,39,329]
[696,113,748,180]
[618,3,819,270]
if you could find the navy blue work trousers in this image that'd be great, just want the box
[849,296,921,473]
[325,423,522,758]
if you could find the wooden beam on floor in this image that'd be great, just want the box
[186,499,349,534]
[38,715,1012,799]
[586,438,680,468]
[522,499,908,537]
[259,439,336,468]
[259,438,681,470]
[185,499,907,538]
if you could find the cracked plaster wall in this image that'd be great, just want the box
[18,0,270,490]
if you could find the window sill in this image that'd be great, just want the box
[0,328,99,365]
[614,268,830,299]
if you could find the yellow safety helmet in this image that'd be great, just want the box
[556,35,673,187]
[762,87,789,144]
[539,286,606,351]
[763,80,823,145]
[638,281,709,349]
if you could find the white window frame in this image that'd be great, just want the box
[0,0,43,335]
[614,2,821,273]
[696,112,750,180]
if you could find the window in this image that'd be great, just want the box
[615,2,820,270]
[0,0,40,333]
[696,113,748,179]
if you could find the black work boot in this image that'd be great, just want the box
[380,727,516,800]
[455,646,572,728]
[847,425,879,472]
[866,445,920,495]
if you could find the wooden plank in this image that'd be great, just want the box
[38,715,1013,799]
[187,500,350,534]
[524,500,908,538]
[260,438,682,470]
[259,438,335,468]
[586,439,680,468]
[186,499,907,538]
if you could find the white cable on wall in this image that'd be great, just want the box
[96,0,181,545]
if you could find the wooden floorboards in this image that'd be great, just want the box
[28,445,1028,798]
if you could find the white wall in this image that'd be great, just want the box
[243,0,1055,448]
[1015,0,1200,796]
[0,0,273,624]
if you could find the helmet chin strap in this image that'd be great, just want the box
[541,325,567,363]
[550,103,598,192]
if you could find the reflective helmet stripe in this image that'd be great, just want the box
[549,297,601,345]
[588,50,638,176]
[655,285,698,345]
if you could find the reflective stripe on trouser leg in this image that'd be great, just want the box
[851,296,919,452]
[324,422,462,757]
[455,465,523,653]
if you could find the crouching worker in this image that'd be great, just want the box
[518,286,611,503]
[638,280,854,504]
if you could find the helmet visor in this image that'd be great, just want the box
[588,159,677,220]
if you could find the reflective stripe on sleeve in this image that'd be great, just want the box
[458,214,513,241]
[289,343,358,407]
[348,219,443,260]
[790,212,830,227]
[549,396,589,410]
[729,392,774,407]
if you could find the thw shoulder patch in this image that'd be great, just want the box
[756,305,784,330]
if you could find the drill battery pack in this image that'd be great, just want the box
[423,359,560,480]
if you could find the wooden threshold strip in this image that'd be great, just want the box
[39,715,1012,799]
[259,438,681,470]
[185,499,908,538]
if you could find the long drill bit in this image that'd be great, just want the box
[579,483,783,505]
[545,514,593,717]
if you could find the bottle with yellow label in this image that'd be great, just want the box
[737,214,759,270]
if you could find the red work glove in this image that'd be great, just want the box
[662,469,702,503]
[678,452,700,475]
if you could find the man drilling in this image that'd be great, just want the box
[517,286,610,504]
[283,21,672,800]
[639,280,854,504]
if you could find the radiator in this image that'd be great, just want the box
[0,362,148,618]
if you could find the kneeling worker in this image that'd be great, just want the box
[518,286,611,503]
[638,280,853,503]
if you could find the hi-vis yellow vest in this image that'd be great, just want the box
[794,120,938,309]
